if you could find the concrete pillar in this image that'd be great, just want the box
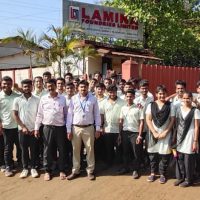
[122,59,139,81]
[0,71,2,82]
[28,67,33,80]
[12,70,16,84]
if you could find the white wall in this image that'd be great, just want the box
[86,56,102,76]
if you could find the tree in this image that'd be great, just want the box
[2,29,42,79]
[72,44,98,75]
[104,0,200,66]
[40,24,83,77]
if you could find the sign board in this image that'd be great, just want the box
[63,0,143,41]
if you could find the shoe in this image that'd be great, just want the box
[31,169,39,178]
[147,174,155,182]
[19,169,29,178]
[132,171,139,179]
[0,165,6,173]
[60,172,66,180]
[5,169,13,177]
[88,173,95,181]
[174,179,184,186]
[67,173,80,180]
[44,172,51,181]
[179,181,192,187]
[159,175,166,184]
[117,168,129,175]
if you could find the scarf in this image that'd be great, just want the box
[151,101,171,128]
[173,107,195,148]
[148,101,171,147]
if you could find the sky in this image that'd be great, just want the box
[0,0,99,39]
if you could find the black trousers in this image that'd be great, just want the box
[65,138,72,168]
[142,132,150,166]
[43,125,67,173]
[3,128,21,169]
[0,135,5,166]
[94,135,105,162]
[122,131,143,171]
[195,136,200,176]
[19,131,38,169]
[149,153,171,176]
[35,125,44,166]
[103,133,119,165]
[176,152,195,183]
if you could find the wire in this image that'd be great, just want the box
[0,9,60,21]
[0,0,60,11]
[0,15,59,24]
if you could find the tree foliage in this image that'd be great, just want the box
[39,23,83,77]
[104,0,200,66]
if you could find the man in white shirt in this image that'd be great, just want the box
[32,76,48,169]
[67,80,101,181]
[64,72,74,84]
[56,77,66,95]
[95,83,107,163]
[13,79,40,178]
[117,79,126,97]
[194,81,200,108]
[134,79,154,168]
[0,76,21,177]
[35,79,68,181]
[119,89,144,178]
[194,81,200,178]
[32,76,48,98]
[119,82,133,100]
[168,80,186,108]
[101,85,125,167]
[93,71,102,83]
[43,71,51,90]
[65,82,75,107]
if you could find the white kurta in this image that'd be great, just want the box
[177,108,200,154]
[146,103,175,154]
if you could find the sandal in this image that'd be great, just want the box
[60,172,66,180]
[44,172,51,181]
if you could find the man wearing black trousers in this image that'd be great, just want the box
[0,76,21,177]
[13,79,40,178]
[34,79,68,181]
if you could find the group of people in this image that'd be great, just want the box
[0,71,200,188]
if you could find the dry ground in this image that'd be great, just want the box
[0,167,200,200]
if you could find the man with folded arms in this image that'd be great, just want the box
[34,79,68,181]
[67,80,101,181]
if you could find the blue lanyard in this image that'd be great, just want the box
[78,94,89,113]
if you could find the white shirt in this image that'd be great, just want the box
[101,97,125,133]
[134,95,154,132]
[134,95,154,111]
[120,104,144,132]
[32,89,48,98]
[65,95,73,107]
[0,90,20,129]
[13,94,40,132]
[67,93,101,132]
[35,93,67,130]
[135,91,154,99]
[96,96,107,114]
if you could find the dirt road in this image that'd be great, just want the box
[0,168,200,200]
